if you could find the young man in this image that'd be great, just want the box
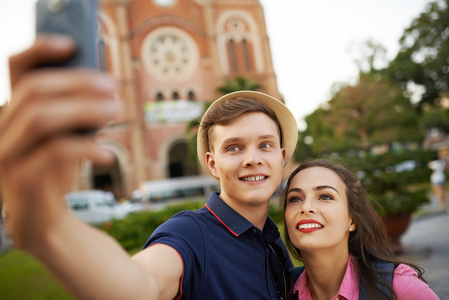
[0,35,298,300]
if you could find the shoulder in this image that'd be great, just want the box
[161,209,204,225]
[144,210,207,248]
[393,264,439,299]
[153,210,206,236]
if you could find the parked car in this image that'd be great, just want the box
[64,190,129,224]
[132,176,220,210]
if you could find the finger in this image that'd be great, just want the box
[9,34,76,88]
[34,136,116,172]
[0,97,123,164]
[2,135,115,199]
[26,135,117,176]
[1,70,121,140]
[10,69,119,107]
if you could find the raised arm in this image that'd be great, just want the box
[0,35,182,300]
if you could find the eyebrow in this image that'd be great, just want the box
[287,185,340,195]
[222,134,278,145]
[258,134,277,140]
[315,185,339,194]
[222,137,242,145]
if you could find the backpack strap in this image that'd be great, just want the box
[287,266,304,300]
[359,261,397,300]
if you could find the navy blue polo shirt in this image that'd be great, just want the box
[144,192,293,300]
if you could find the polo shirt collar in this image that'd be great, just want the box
[205,192,279,241]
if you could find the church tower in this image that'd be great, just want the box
[77,0,281,199]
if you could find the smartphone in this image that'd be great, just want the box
[35,0,98,69]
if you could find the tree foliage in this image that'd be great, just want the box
[305,75,424,154]
[217,76,261,94]
[386,0,449,107]
[301,74,431,215]
[294,2,449,215]
[419,103,449,131]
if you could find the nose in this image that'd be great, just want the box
[242,146,262,167]
[300,198,316,215]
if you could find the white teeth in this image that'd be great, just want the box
[298,223,323,229]
[242,176,266,181]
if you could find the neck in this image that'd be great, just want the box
[242,205,270,230]
[220,194,270,230]
[302,249,350,300]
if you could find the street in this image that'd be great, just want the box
[398,210,449,299]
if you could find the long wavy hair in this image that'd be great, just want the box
[281,158,425,300]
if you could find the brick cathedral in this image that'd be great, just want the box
[79,0,283,199]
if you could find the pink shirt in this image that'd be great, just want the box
[293,256,440,300]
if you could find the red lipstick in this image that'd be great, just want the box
[296,219,323,233]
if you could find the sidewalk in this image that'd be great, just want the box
[398,194,449,299]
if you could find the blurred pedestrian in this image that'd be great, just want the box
[282,159,439,300]
[428,152,447,209]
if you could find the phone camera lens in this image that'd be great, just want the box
[48,0,70,13]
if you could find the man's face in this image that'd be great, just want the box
[206,112,286,210]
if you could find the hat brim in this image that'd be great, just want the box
[197,90,298,175]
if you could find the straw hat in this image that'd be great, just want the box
[197,90,298,174]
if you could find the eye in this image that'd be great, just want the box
[227,146,240,152]
[287,196,302,203]
[318,194,333,200]
[260,142,271,149]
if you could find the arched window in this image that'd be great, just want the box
[156,92,164,102]
[188,91,195,101]
[172,91,180,100]
[228,39,238,72]
[242,39,252,71]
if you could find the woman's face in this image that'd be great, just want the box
[284,166,355,255]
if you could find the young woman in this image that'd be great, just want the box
[282,159,439,300]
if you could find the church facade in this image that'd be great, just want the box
[78,0,282,199]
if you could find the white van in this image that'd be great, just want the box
[64,190,128,224]
[133,176,220,210]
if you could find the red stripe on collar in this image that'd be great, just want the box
[205,203,239,237]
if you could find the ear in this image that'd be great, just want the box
[206,152,219,178]
[280,148,286,169]
[349,215,357,231]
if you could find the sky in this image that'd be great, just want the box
[0,0,432,130]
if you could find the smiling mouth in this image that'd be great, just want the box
[297,223,323,230]
[240,175,267,182]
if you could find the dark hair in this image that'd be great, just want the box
[281,158,426,300]
[200,97,282,152]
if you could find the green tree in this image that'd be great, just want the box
[386,0,449,107]
[419,102,449,132]
[306,75,424,153]
[217,76,261,94]
[302,74,431,215]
